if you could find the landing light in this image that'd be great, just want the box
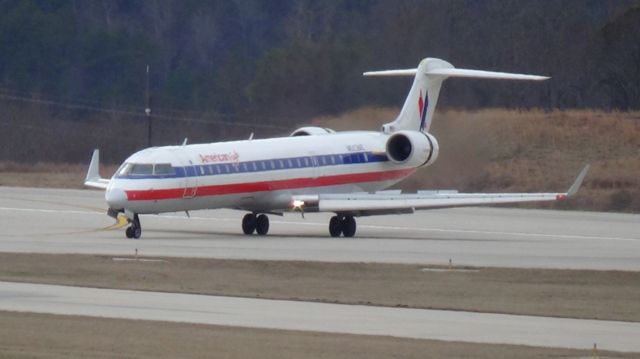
[292,199,305,210]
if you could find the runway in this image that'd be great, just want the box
[1,281,639,352]
[0,187,639,270]
[2,186,640,353]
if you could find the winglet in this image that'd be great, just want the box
[567,164,590,197]
[84,149,110,189]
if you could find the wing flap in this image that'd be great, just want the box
[318,193,559,213]
[296,165,589,215]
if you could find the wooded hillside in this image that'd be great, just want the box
[1,1,639,114]
[0,1,639,163]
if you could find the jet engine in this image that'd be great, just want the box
[290,127,336,136]
[385,130,439,167]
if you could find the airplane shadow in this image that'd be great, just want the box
[137,228,499,242]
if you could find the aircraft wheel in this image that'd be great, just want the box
[131,214,142,239]
[125,227,134,239]
[341,216,356,238]
[329,216,342,237]
[242,213,256,235]
[256,214,269,235]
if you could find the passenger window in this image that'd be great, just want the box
[330,156,335,165]
[287,159,292,168]
[279,160,284,169]
[270,160,275,169]
[252,162,257,171]
[320,156,326,166]
[296,158,301,167]
[304,158,309,167]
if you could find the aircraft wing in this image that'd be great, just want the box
[84,149,110,190]
[292,165,590,216]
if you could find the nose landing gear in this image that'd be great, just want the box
[125,214,142,239]
[242,213,270,235]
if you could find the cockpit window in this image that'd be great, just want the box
[129,164,153,176]
[154,163,175,175]
[116,163,133,177]
[116,162,176,178]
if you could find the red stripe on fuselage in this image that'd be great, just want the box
[125,168,414,201]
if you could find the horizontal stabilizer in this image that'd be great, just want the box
[363,69,417,77]
[364,68,549,81]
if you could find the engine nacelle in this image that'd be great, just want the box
[290,126,335,137]
[385,130,439,167]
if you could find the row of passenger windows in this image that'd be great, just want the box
[118,152,384,178]
[189,153,374,176]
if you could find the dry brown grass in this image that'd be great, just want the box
[0,162,118,189]
[3,311,632,359]
[314,108,640,212]
[1,253,639,322]
[1,108,638,211]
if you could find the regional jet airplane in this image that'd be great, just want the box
[85,57,589,239]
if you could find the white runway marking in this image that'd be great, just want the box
[1,281,638,352]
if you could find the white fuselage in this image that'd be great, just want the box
[106,131,416,214]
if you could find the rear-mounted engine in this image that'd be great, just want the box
[290,127,336,136]
[385,130,439,167]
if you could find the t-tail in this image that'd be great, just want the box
[364,58,549,133]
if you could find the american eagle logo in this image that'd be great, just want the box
[418,90,429,131]
[418,89,428,131]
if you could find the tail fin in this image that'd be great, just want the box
[364,58,549,133]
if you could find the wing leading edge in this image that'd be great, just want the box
[293,165,590,216]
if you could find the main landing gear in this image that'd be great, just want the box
[240,213,356,237]
[242,213,270,235]
[125,213,142,239]
[329,215,356,238]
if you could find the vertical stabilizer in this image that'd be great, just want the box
[391,58,452,133]
[363,58,549,134]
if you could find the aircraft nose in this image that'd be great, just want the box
[106,186,128,210]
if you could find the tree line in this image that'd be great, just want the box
[0,0,639,163]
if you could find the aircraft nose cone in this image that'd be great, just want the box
[106,187,128,210]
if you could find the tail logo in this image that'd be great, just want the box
[418,89,428,131]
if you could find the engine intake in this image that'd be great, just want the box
[290,126,335,136]
[385,131,439,167]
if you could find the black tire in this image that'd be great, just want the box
[242,213,256,235]
[329,216,342,237]
[125,227,134,239]
[342,216,356,238]
[133,226,142,239]
[256,214,269,235]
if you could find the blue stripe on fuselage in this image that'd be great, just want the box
[117,151,389,180]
